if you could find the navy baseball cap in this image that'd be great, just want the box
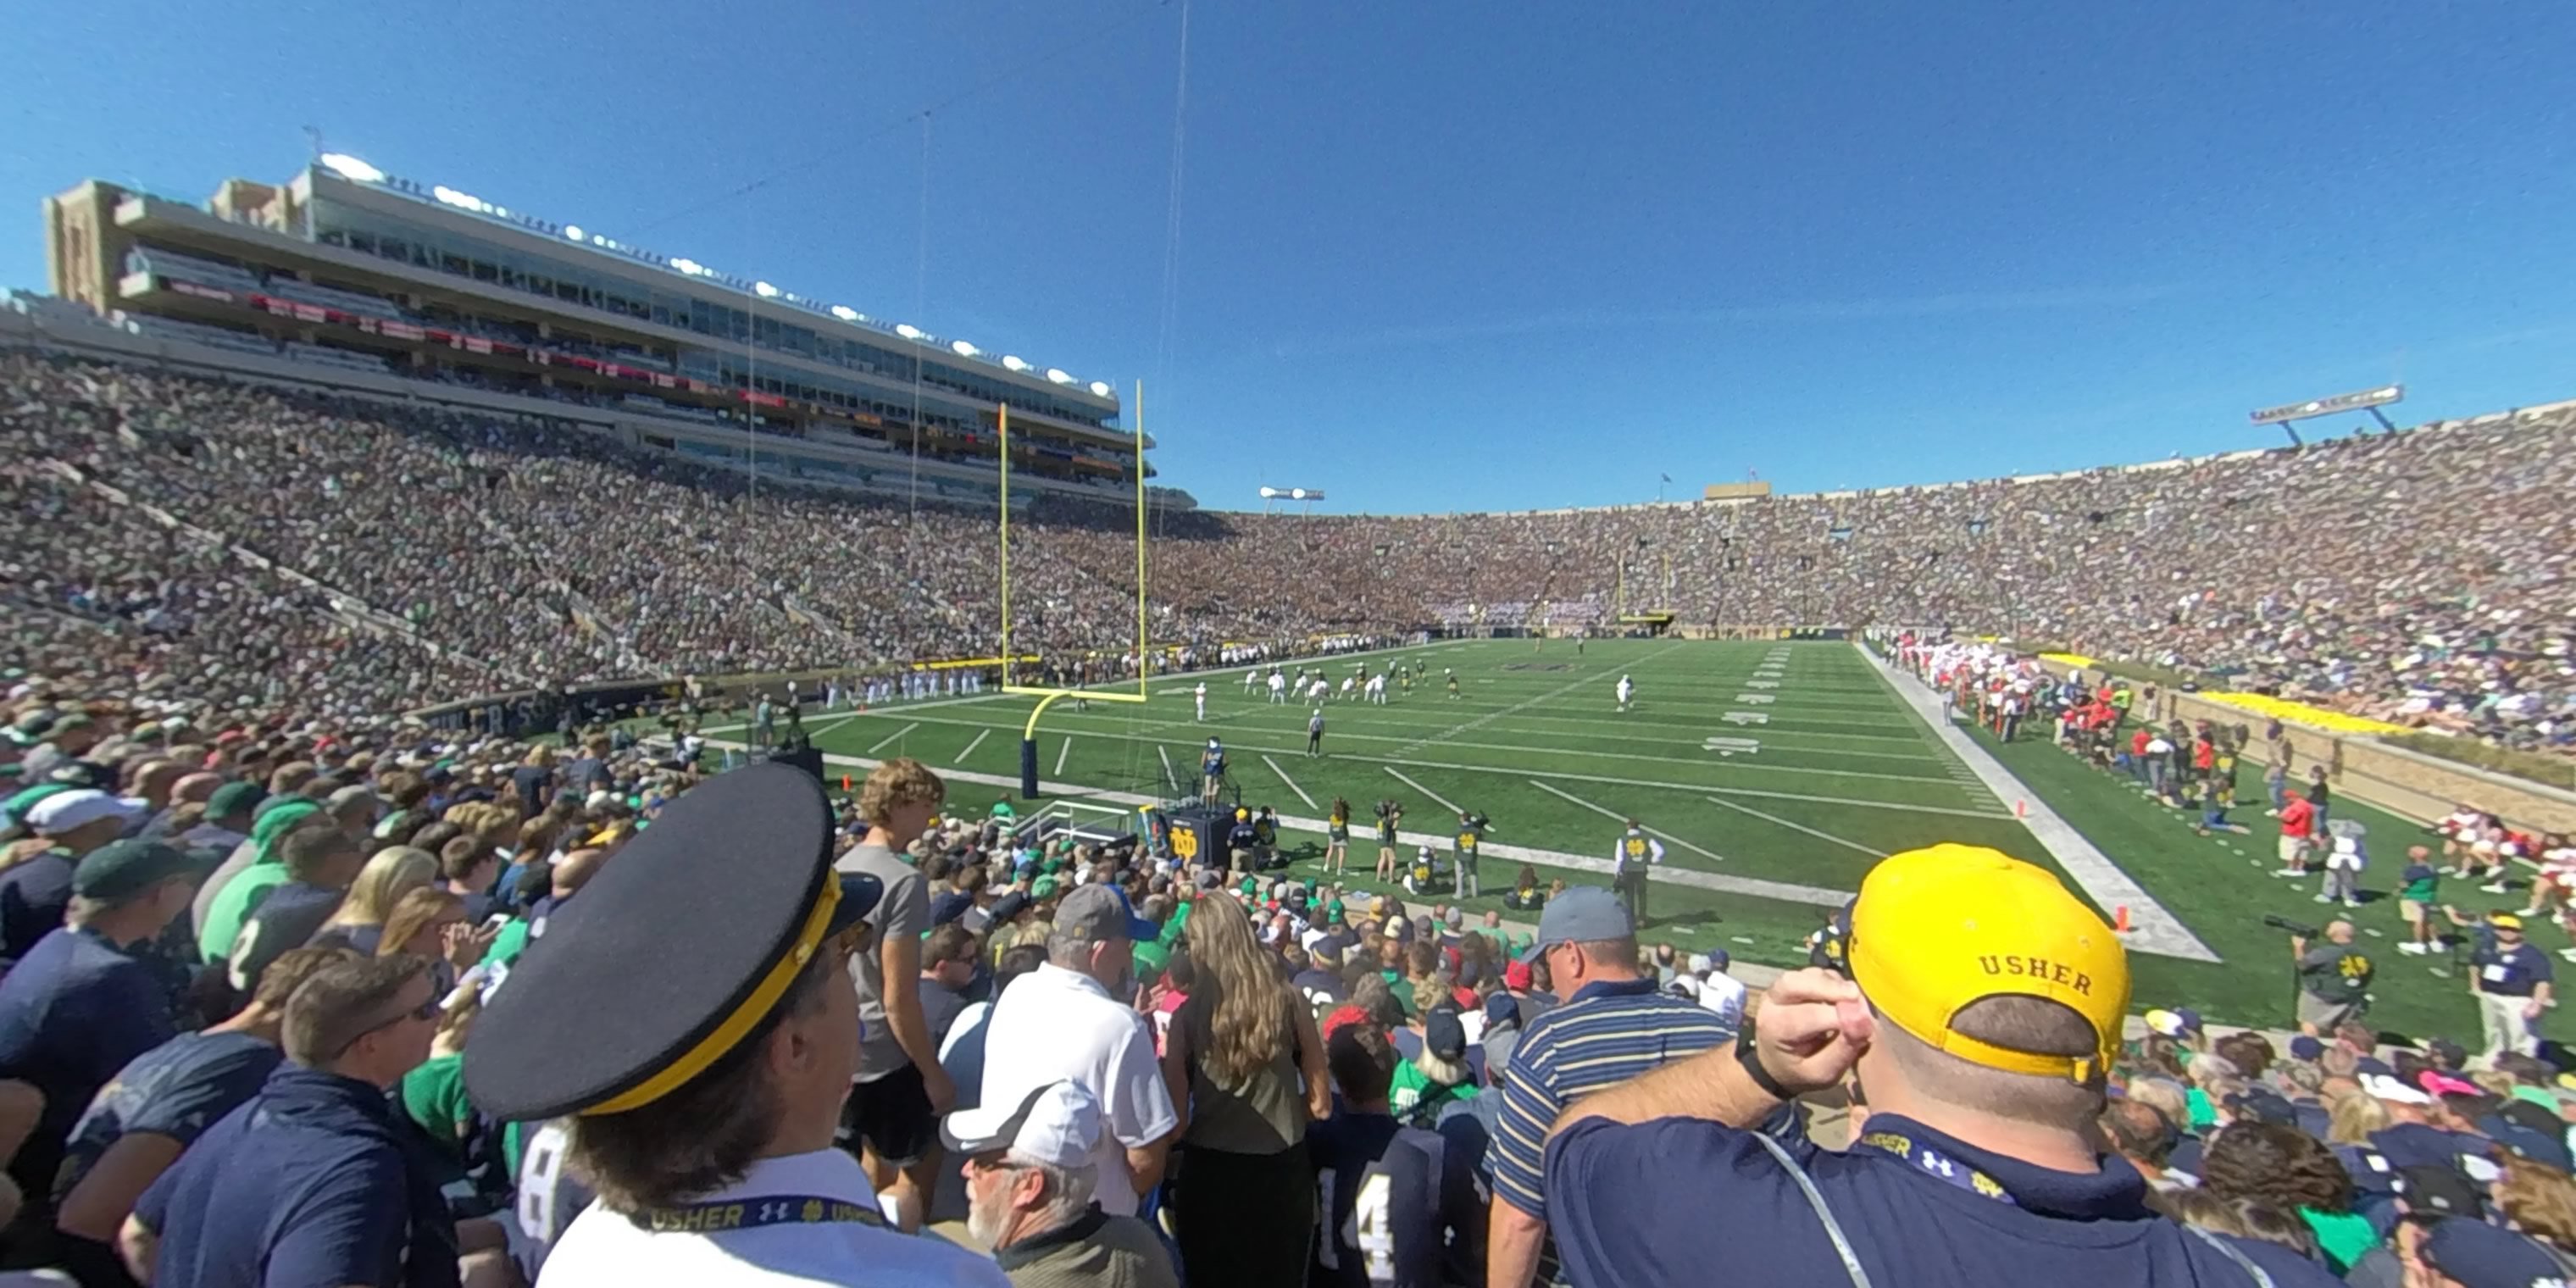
[1424,1008,1468,1061]
[2421,1218,2563,1287]
[1520,886,1631,963]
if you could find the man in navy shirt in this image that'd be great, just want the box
[50,946,353,1281]
[1541,844,2340,1288]
[2461,912,2555,1063]
[225,821,361,996]
[0,840,201,1224]
[124,954,485,1288]
[1310,1024,1484,1288]
[0,789,143,966]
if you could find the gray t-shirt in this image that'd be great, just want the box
[837,841,927,1081]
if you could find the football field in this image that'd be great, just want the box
[772,638,2534,1042]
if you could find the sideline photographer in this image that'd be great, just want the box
[2271,915,2372,1037]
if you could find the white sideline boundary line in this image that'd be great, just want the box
[866,724,919,755]
[1852,642,2219,963]
[1705,796,1885,859]
[1527,780,1724,863]
[1156,745,1180,795]
[955,728,991,763]
[1263,755,1319,810]
[1385,768,1464,815]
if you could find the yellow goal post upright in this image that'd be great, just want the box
[997,389,1152,797]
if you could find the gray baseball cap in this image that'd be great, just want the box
[1053,883,1155,945]
[1518,886,1631,962]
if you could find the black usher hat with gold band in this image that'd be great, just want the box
[464,763,882,1121]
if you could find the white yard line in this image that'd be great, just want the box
[1156,745,1180,795]
[723,736,1855,909]
[1391,640,1686,757]
[1055,736,1074,775]
[1263,755,1320,810]
[954,728,991,763]
[1703,796,1886,859]
[865,723,920,755]
[1384,768,1464,815]
[820,708,2007,822]
[1527,780,1725,863]
[1852,642,2218,963]
[1707,786,2010,820]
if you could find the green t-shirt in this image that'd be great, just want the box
[2299,1208,2379,1274]
[1388,1060,1479,1127]
[486,916,535,970]
[2401,869,2440,902]
[2185,1087,2218,1131]
[197,865,288,963]
[1133,936,1170,982]
[400,1052,476,1156]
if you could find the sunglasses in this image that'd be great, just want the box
[330,992,441,1059]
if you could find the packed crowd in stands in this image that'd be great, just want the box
[0,695,2573,1287]
[5,346,2572,756]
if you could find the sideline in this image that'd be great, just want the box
[1850,642,2221,963]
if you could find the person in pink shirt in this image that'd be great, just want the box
[2275,789,2318,878]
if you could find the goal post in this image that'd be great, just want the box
[997,392,1152,797]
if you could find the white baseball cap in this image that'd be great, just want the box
[26,791,144,836]
[941,1080,1102,1168]
[2359,1072,2433,1107]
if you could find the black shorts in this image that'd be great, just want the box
[841,1061,938,1166]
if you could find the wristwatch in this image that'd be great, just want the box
[1735,1015,1796,1101]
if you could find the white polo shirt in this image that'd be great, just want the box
[977,963,1178,1216]
[540,1148,1008,1286]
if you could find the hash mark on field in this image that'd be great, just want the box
[1525,780,1723,863]
[1263,755,1319,810]
[1704,796,1886,859]
[1384,768,1464,815]
[866,724,919,754]
[1055,736,1074,775]
[954,728,991,763]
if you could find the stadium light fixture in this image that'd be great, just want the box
[753,280,780,298]
[318,153,385,184]
[670,258,703,276]
[951,340,980,357]
[1258,486,1281,499]
[1045,369,1074,385]
[562,225,585,242]
[1088,380,1113,397]
[1002,355,1031,373]
[830,305,861,322]
[896,324,926,341]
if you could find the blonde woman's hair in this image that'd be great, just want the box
[330,847,438,927]
[2325,1089,2390,1145]
[1186,892,1295,1085]
[379,886,464,961]
[2494,1156,2576,1254]
[523,746,554,769]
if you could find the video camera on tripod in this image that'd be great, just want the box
[2262,913,2323,938]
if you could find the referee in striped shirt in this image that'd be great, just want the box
[1485,887,1730,1287]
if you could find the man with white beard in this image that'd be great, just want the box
[947,1080,1178,1288]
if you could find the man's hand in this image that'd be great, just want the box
[1752,968,1874,1097]
[920,1063,957,1116]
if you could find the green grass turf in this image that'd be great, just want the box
[770,638,2554,1043]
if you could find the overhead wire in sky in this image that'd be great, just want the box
[626,0,1174,238]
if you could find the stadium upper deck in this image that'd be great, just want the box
[39,156,1181,509]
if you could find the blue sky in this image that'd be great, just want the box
[8,1,2574,513]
